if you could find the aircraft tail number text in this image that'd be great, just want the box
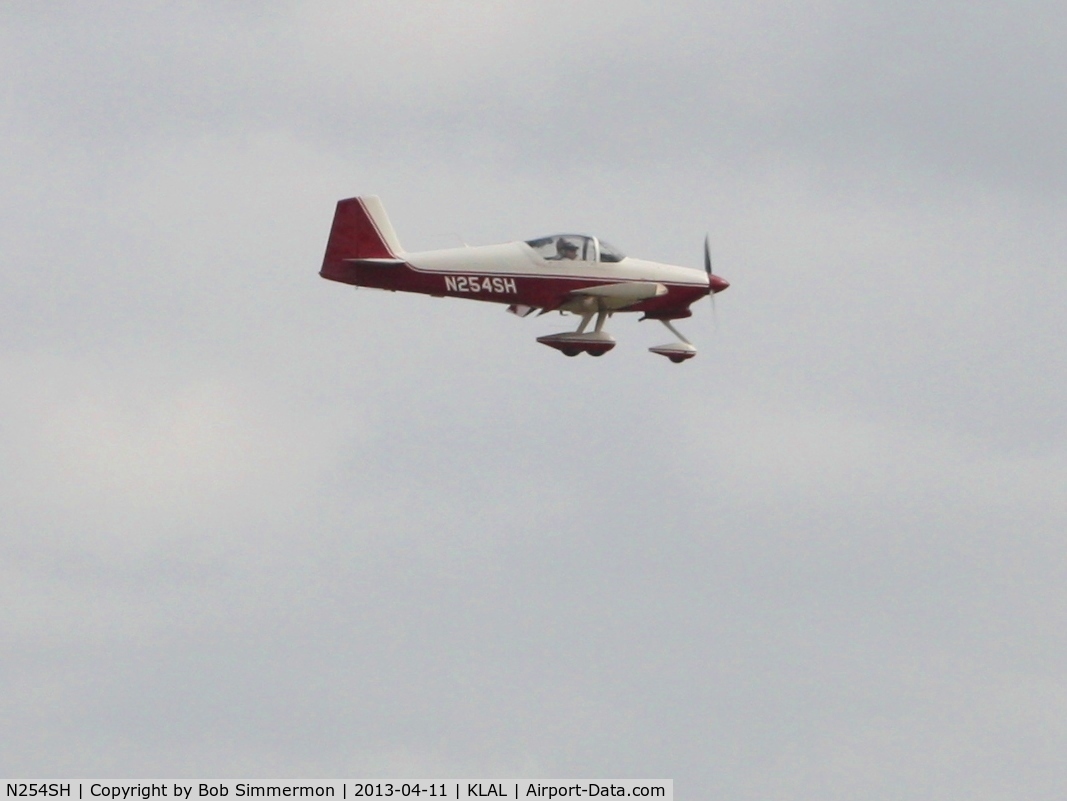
[444,275,517,294]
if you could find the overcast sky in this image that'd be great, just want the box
[3,2,1067,797]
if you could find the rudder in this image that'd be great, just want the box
[321,196,404,273]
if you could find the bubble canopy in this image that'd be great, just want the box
[524,235,626,263]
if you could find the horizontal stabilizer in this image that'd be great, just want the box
[343,258,406,267]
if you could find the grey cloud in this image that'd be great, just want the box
[9,2,1067,195]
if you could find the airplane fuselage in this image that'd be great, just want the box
[322,241,713,319]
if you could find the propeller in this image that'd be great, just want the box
[704,234,718,328]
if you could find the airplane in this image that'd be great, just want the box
[319,196,729,362]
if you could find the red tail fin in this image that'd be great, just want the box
[321,196,403,273]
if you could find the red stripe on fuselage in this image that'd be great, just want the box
[320,259,707,316]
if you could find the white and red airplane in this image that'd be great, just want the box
[319,196,729,362]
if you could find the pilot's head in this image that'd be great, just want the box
[558,239,579,259]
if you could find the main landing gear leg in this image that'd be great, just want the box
[536,304,617,357]
[594,309,609,333]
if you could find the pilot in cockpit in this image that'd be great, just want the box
[555,238,579,260]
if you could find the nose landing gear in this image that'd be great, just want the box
[649,319,697,363]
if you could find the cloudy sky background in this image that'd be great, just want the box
[3,1,1067,797]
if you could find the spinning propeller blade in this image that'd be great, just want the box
[704,235,718,328]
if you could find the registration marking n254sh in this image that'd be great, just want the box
[444,275,516,294]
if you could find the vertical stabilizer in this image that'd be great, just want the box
[321,196,404,273]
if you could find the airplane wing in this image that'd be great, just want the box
[535,281,669,315]
[568,281,668,309]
